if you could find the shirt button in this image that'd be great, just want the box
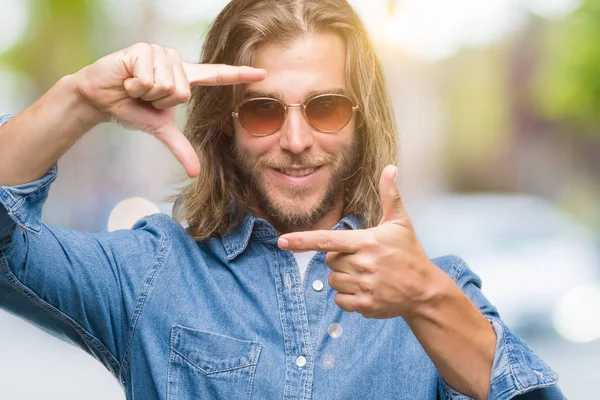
[296,355,307,368]
[312,280,324,291]
[328,323,343,339]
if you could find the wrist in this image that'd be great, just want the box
[404,263,456,322]
[64,69,108,127]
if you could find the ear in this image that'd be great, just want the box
[223,118,234,137]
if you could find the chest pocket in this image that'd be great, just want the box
[167,326,262,400]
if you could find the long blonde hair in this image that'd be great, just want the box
[173,0,397,240]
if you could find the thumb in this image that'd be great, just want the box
[152,122,200,178]
[378,165,406,225]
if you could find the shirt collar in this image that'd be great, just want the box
[221,212,363,261]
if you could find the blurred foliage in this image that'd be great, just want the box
[0,0,101,88]
[439,44,513,167]
[534,0,600,133]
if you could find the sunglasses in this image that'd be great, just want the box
[231,93,359,137]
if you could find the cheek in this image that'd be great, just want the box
[318,122,356,155]
[234,127,276,159]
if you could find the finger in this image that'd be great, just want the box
[152,122,200,178]
[124,47,155,98]
[278,230,362,253]
[378,165,407,225]
[152,53,191,110]
[141,46,176,102]
[328,271,358,294]
[324,251,353,273]
[183,63,266,86]
[334,293,360,313]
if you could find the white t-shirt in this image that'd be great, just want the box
[292,251,318,282]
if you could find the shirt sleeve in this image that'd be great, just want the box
[0,114,170,381]
[433,255,562,400]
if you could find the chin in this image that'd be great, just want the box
[268,191,322,217]
[260,185,337,231]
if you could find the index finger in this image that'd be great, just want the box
[278,230,362,253]
[183,63,266,86]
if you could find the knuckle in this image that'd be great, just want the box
[291,236,304,249]
[358,279,373,293]
[334,294,354,312]
[137,78,154,90]
[150,43,164,52]
[316,234,332,251]
[360,237,379,251]
[157,83,176,94]
[328,274,335,286]
[132,42,151,51]
[328,273,341,288]
[390,189,402,206]
[214,65,226,85]
[353,258,374,274]
[175,90,191,103]
[151,127,166,140]
[165,47,180,59]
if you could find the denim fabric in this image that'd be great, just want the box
[0,114,561,399]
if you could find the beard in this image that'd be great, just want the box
[232,141,359,232]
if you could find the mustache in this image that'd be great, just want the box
[254,154,335,169]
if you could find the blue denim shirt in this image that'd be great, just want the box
[0,114,561,399]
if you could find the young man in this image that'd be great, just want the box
[0,1,562,399]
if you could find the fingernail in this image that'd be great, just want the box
[278,237,289,249]
[393,166,398,180]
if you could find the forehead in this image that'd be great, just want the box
[247,33,347,101]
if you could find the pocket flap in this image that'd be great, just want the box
[171,326,261,375]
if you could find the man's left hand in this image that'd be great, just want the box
[278,164,442,319]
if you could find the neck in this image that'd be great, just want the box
[250,198,345,235]
[283,202,344,234]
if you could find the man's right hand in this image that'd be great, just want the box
[75,43,266,177]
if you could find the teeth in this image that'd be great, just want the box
[279,168,316,177]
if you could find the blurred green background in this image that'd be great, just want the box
[0,0,599,398]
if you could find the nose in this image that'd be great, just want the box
[279,105,314,154]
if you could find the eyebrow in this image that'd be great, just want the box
[243,88,348,102]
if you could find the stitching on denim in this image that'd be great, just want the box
[167,326,178,400]
[2,168,57,234]
[246,343,261,400]
[0,253,121,375]
[171,346,259,375]
[120,215,171,385]
[310,253,328,353]
[439,377,472,400]
[303,252,328,400]
[271,248,293,398]
[173,326,261,345]
[286,248,316,399]
[453,256,518,398]
[487,317,518,394]
[0,186,18,205]
[451,255,465,283]
[11,166,57,212]
[223,216,256,260]
[291,253,314,400]
[168,326,262,396]
[499,318,523,392]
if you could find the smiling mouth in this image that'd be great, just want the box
[276,167,319,177]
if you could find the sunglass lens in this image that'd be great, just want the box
[306,95,354,133]
[238,99,285,136]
